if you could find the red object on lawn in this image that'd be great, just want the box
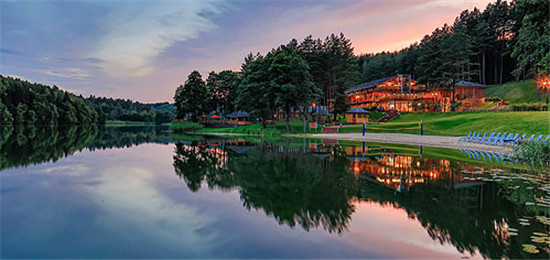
[211,115,221,119]
[201,115,208,118]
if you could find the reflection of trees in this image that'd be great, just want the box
[0,125,97,170]
[87,126,171,150]
[356,174,548,259]
[0,125,171,170]
[174,140,548,259]
[173,141,356,234]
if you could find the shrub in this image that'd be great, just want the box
[170,121,204,132]
[485,96,503,102]
[513,140,550,168]
[510,103,548,111]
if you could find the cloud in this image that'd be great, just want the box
[89,0,225,78]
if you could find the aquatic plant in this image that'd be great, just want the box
[513,140,550,169]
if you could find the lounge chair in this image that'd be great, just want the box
[474,132,486,143]
[541,135,550,142]
[466,132,479,142]
[498,133,517,146]
[485,132,501,144]
[533,134,544,142]
[490,132,507,145]
[478,132,494,143]
[459,132,472,141]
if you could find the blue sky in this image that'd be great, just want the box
[1,0,493,102]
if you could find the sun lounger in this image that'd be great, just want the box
[458,132,472,141]
[474,132,486,143]
[541,135,550,142]
[484,132,501,144]
[467,132,479,142]
[478,132,494,143]
[533,134,544,142]
[490,132,507,145]
[499,133,517,146]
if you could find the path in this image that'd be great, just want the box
[292,133,513,154]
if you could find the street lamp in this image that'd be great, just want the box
[537,74,550,104]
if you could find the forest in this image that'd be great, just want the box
[0,76,175,125]
[174,0,548,131]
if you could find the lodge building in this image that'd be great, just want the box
[345,74,488,112]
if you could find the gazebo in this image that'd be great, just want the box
[345,107,370,124]
[226,111,251,125]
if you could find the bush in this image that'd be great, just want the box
[510,103,548,111]
[513,140,550,168]
[485,96,503,102]
[170,121,203,132]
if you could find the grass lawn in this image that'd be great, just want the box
[338,111,550,136]
[200,119,324,136]
[485,80,542,104]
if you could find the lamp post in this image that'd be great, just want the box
[537,74,550,104]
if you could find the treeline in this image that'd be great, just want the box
[0,75,175,125]
[87,97,175,124]
[358,0,549,85]
[175,33,358,131]
[0,75,99,125]
[0,125,171,170]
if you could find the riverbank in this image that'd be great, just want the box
[289,132,513,153]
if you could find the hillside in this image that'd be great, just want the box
[485,80,540,104]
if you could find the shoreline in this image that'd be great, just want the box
[199,131,513,153]
[286,133,513,154]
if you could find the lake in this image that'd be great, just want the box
[1,126,549,259]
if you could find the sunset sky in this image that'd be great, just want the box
[1,0,494,102]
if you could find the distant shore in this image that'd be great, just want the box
[288,133,513,153]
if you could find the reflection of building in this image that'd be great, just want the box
[343,144,485,192]
[345,74,488,112]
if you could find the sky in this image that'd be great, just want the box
[1,0,494,103]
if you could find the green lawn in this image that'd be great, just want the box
[338,111,550,136]
[485,80,542,104]
[200,119,324,136]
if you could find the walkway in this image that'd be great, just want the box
[300,133,512,153]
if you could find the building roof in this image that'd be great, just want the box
[454,81,487,88]
[346,107,370,114]
[345,75,398,94]
[226,111,250,118]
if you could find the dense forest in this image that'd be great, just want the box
[0,75,99,125]
[87,97,174,124]
[174,0,549,131]
[358,0,549,85]
[0,76,175,125]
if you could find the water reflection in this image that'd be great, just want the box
[173,137,549,259]
[0,125,169,170]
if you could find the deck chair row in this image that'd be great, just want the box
[458,132,550,146]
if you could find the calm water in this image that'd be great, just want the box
[1,126,549,259]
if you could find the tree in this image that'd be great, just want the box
[269,44,320,132]
[174,71,210,121]
[235,53,274,128]
[510,0,550,78]
[206,70,239,115]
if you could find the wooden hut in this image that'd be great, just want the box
[226,111,252,126]
[345,108,369,124]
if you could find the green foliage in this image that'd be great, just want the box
[170,121,204,132]
[87,98,174,124]
[485,80,539,104]
[174,71,210,121]
[510,0,550,77]
[513,140,550,168]
[510,103,548,111]
[0,75,98,125]
[206,70,239,114]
